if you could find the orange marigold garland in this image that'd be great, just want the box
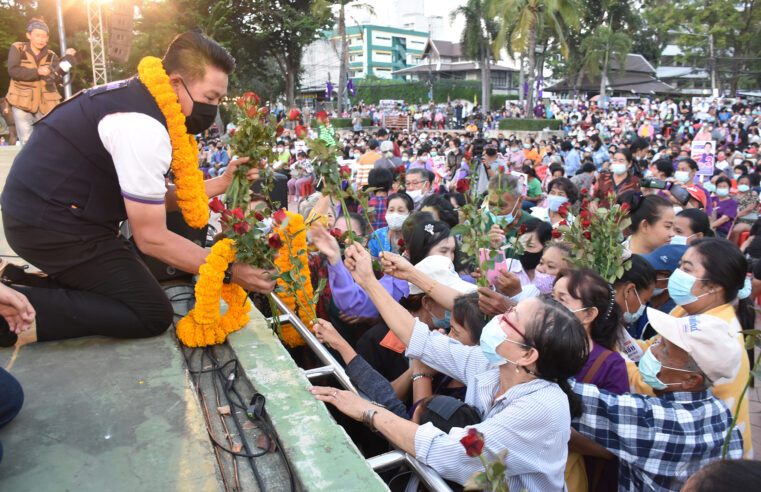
[273,212,316,347]
[137,56,208,228]
[176,239,251,347]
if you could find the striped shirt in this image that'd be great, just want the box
[406,321,571,491]
[318,123,336,147]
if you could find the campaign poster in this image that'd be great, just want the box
[691,140,715,176]
[510,171,528,196]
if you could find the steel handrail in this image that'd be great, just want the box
[266,294,452,492]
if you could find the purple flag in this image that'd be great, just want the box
[537,76,543,99]
[347,79,355,96]
[326,81,334,99]
[523,81,528,95]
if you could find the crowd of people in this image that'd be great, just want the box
[199,95,761,491]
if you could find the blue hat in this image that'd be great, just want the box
[642,244,688,272]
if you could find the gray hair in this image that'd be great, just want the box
[685,355,712,390]
[487,173,520,195]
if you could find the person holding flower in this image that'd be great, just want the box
[0,32,276,346]
[311,241,589,490]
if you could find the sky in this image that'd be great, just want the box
[344,0,467,43]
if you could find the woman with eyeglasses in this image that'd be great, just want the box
[310,242,589,491]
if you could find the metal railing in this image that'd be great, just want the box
[267,294,452,492]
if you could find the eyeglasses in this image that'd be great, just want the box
[499,308,533,348]
[405,180,424,187]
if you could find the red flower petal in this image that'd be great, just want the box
[208,197,226,213]
[459,428,485,457]
[295,125,308,138]
[232,207,245,220]
[268,234,283,249]
[272,209,287,224]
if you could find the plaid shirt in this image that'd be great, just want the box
[367,194,388,230]
[572,382,743,491]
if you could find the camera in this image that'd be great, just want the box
[44,53,76,86]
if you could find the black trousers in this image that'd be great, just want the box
[3,212,173,341]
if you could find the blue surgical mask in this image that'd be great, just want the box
[639,347,693,391]
[494,196,521,227]
[623,288,645,324]
[547,194,567,212]
[667,268,710,306]
[674,171,691,183]
[703,182,716,193]
[611,163,627,175]
[431,310,451,329]
[480,317,508,365]
[670,233,695,246]
[652,287,666,296]
[716,188,730,197]
[738,184,750,192]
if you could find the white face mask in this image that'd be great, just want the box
[385,213,409,231]
[407,188,423,202]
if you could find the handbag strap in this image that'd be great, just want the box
[581,349,614,384]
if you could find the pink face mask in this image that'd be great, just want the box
[533,271,556,295]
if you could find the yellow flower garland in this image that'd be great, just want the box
[137,56,209,228]
[176,239,251,347]
[274,212,316,347]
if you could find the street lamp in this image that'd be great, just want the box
[667,29,718,98]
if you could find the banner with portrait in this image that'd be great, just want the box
[690,140,715,176]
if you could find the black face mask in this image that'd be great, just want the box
[519,250,543,271]
[181,79,218,135]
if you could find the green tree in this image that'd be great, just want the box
[451,0,498,111]
[491,0,579,117]
[580,24,630,106]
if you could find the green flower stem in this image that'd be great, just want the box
[281,231,317,322]
[478,453,494,485]
[722,348,761,457]
[267,292,283,337]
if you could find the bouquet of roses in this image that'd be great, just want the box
[555,192,631,283]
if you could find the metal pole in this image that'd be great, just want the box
[709,33,718,98]
[55,0,71,98]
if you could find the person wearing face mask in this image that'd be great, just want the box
[0,31,277,346]
[485,173,533,250]
[506,140,526,169]
[592,149,641,209]
[315,245,590,491]
[571,309,744,491]
[729,174,759,244]
[627,238,754,459]
[611,255,656,360]
[404,168,433,210]
[367,192,413,257]
[532,177,579,227]
[710,176,737,238]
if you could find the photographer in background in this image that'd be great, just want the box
[5,18,76,144]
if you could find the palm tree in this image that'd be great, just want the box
[490,0,580,117]
[451,0,498,112]
[580,24,630,107]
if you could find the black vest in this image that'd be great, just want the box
[1,77,168,235]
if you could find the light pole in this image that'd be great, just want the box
[55,0,71,98]
[667,29,718,98]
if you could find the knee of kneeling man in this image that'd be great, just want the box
[143,299,174,336]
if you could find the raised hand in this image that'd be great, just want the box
[343,242,374,285]
[310,223,341,265]
[380,251,415,281]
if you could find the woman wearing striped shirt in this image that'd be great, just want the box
[311,243,589,490]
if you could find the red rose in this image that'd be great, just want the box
[518,223,528,235]
[232,221,250,235]
[231,207,245,220]
[229,128,236,137]
[498,165,506,174]
[268,234,283,249]
[581,219,591,229]
[254,211,265,221]
[620,202,631,212]
[276,125,284,137]
[552,229,562,239]
[459,428,485,457]
[340,165,351,178]
[246,107,257,118]
[330,229,343,239]
[287,109,300,121]
[244,92,259,105]
[295,125,308,138]
[221,209,232,222]
[209,197,225,213]
[581,188,588,195]
[395,165,406,174]
[581,199,590,209]
[272,208,287,224]
[557,204,569,218]
[579,210,591,220]
[397,238,405,247]
[558,220,568,227]
[236,98,245,109]
[259,107,270,118]
[583,230,591,240]
[464,151,472,161]
[455,179,470,194]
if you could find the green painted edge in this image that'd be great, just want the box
[225,307,389,492]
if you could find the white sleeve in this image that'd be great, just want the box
[98,112,172,204]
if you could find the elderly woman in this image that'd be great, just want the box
[310,243,589,490]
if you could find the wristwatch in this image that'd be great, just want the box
[223,264,234,284]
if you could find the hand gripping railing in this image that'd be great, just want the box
[267,294,452,492]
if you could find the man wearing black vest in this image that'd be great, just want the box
[0,31,276,346]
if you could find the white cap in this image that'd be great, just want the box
[409,255,477,296]
[646,307,742,383]
[380,141,394,152]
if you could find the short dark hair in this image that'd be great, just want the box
[677,209,714,237]
[614,254,656,292]
[654,158,674,177]
[452,293,487,343]
[408,167,433,184]
[619,193,673,233]
[557,268,622,350]
[368,168,393,192]
[162,31,235,82]
[421,194,459,228]
[685,459,761,491]
[630,137,650,153]
[387,192,414,213]
[547,177,580,204]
